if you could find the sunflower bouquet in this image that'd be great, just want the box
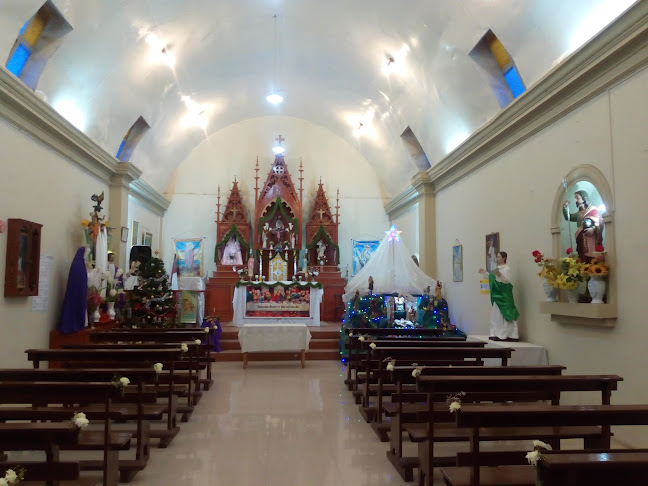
[553,252,585,290]
[581,257,610,278]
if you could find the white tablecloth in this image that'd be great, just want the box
[232,282,323,327]
[238,324,312,353]
[470,335,549,367]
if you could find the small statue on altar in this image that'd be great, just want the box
[368,276,374,295]
[301,254,308,274]
[261,222,270,249]
[221,235,243,265]
[288,222,296,248]
[316,240,327,264]
[406,306,417,323]
[273,219,285,241]
[247,256,255,279]
[435,281,443,301]
[352,290,361,311]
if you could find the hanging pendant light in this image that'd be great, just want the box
[266,14,283,104]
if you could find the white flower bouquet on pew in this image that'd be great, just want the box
[526,439,552,466]
[1,466,25,485]
[446,391,466,413]
[72,412,89,429]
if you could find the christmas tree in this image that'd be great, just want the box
[127,254,177,327]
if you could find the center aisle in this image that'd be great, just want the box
[126,361,429,486]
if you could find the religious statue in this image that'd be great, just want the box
[123,260,141,291]
[368,276,374,294]
[261,222,270,249]
[563,190,603,263]
[352,290,361,310]
[247,256,255,279]
[220,235,243,265]
[316,239,327,263]
[288,222,296,248]
[406,306,417,323]
[435,281,443,301]
[273,219,285,241]
[479,251,520,342]
[301,254,308,275]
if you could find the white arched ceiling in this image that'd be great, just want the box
[0,0,637,197]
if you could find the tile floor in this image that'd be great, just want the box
[127,360,431,486]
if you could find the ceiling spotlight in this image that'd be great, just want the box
[266,92,284,104]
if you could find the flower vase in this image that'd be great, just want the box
[542,280,558,302]
[92,308,101,323]
[106,301,116,319]
[565,289,579,303]
[587,276,607,304]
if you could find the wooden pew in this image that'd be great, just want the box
[25,348,183,448]
[537,449,648,486]
[382,365,566,481]
[0,381,126,486]
[90,329,214,390]
[361,346,513,423]
[0,423,97,486]
[351,339,487,405]
[61,343,202,410]
[0,368,161,482]
[344,328,466,391]
[416,375,623,486]
[441,404,648,486]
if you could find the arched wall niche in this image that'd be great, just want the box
[543,164,617,326]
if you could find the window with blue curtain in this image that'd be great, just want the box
[7,43,31,77]
[504,66,526,98]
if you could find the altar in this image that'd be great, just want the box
[232,281,323,327]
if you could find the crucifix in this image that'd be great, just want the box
[229,208,239,219]
[275,135,285,144]
[317,208,326,220]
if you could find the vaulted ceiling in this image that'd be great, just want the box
[1,0,636,197]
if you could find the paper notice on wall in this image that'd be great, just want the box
[479,279,490,294]
[31,256,53,311]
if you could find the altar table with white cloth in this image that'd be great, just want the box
[470,335,549,367]
[238,324,312,368]
[232,282,323,327]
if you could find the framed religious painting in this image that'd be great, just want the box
[452,244,463,282]
[130,220,139,247]
[485,232,500,273]
[143,232,153,247]
[4,219,42,296]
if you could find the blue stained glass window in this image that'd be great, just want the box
[504,66,525,98]
[7,43,31,77]
[116,140,126,159]
[19,20,29,36]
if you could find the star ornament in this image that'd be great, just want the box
[385,225,402,242]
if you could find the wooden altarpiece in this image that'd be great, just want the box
[214,180,251,267]
[205,181,251,321]
[305,182,346,321]
[254,154,302,280]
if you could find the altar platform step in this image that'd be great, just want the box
[214,322,341,362]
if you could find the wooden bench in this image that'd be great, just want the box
[0,368,161,482]
[441,404,648,486]
[89,329,215,390]
[25,348,183,448]
[382,365,566,481]
[0,423,97,486]
[361,346,513,423]
[0,381,127,486]
[344,329,466,391]
[415,375,623,486]
[537,449,648,486]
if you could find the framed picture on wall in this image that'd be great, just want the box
[143,232,153,247]
[485,232,500,273]
[120,226,129,243]
[452,244,463,282]
[131,221,139,247]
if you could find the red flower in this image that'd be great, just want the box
[566,247,573,255]
[532,250,541,257]
[534,256,542,263]
[595,244,605,252]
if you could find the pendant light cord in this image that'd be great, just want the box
[273,14,278,91]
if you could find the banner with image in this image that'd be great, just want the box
[244,284,311,318]
[175,239,203,277]
[352,239,380,275]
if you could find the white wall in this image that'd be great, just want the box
[0,117,109,367]
[391,202,419,259]
[127,195,163,267]
[434,66,648,446]
[163,116,389,278]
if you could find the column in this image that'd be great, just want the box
[411,172,436,278]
